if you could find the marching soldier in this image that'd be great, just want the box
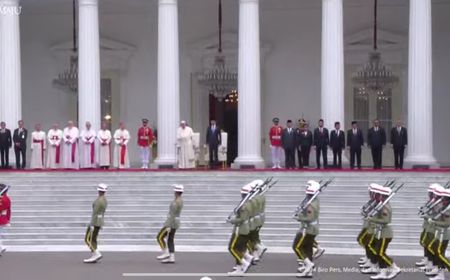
[84,183,108,263]
[365,184,401,280]
[358,185,376,269]
[227,184,253,276]
[426,187,450,280]
[293,180,321,278]
[247,180,267,262]
[0,184,11,256]
[156,184,184,264]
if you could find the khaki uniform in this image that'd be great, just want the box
[293,198,320,261]
[368,203,394,269]
[85,196,107,252]
[228,202,251,263]
[157,196,184,253]
[428,204,450,270]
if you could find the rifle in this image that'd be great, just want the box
[431,203,450,221]
[367,183,405,218]
[0,185,9,196]
[293,179,333,218]
[361,180,396,216]
[418,182,450,216]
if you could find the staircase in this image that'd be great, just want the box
[1,170,448,256]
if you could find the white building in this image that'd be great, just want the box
[0,0,449,168]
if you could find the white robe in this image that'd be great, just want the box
[80,129,97,169]
[30,131,46,169]
[97,129,112,167]
[62,127,79,169]
[113,129,130,169]
[177,126,196,169]
[46,129,63,169]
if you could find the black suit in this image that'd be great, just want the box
[347,129,364,169]
[330,130,345,168]
[313,127,329,168]
[367,127,386,169]
[0,129,12,168]
[296,129,312,168]
[281,127,296,169]
[391,126,407,169]
[206,126,221,168]
[13,128,28,169]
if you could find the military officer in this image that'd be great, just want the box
[293,180,320,278]
[156,184,184,264]
[84,183,108,263]
[269,117,283,169]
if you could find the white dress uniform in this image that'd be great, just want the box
[113,129,130,169]
[97,129,112,167]
[80,129,97,169]
[30,130,46,169]
[46,129,63,169]
[62,126,80,169]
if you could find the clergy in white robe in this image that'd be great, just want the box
[80,122,97,169]
[62,121,79,169]
[176,121,195,169]
[46,123,63,169]
[113,122,130,169]
[97,121,112,169]
[30,124,46,169]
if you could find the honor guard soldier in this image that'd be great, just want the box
[84,183,108,263]
[269,118,283,169]
[137,119,154,169]
[248,180,267,262]
[365,184,401,280]
[359,185,377,269]
[426,187,450,280]
[293,180,321,278]
[227,184,253,276]
[156,184,184,264]
[0,184,11,256]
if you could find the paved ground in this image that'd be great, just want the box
[0,252,435,280]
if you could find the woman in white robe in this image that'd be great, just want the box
[97,121,112,169]
[30,124,46,169]
[177,121,195,169]
[113,122,130,169]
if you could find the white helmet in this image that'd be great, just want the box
[306,180,320,195]
[370,183,391,196]
[429,183,442,193]
[433,185,446,196]
[97,183,108,192]
[241,184,253,195]
[248,180,264,189]
[173,184,184,193]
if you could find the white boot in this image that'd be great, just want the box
[370,268,388,280]
[426,266,440,276]
[241,258,251,273]
[360,259,372,268]
[161,253,175,263]
[156,249,170,260]
[312,245,325,260]
[358,256,368,265]
[416,257,428,267]
[387,263,401,279]
[83,250,102,263]
[425,261,434,270]
[296,258,314,278]
[253,243,267,261]
[244,251,254,265]
[228,265,244,277]
[361,263,379,274]
[430,270,445,280]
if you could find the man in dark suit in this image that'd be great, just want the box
[281,120,296,169]
[347,121,364,169]
[313,119,329,169]
[390,120,408,169]
[367,119,386,169]
[13,120,28,169]
[296,121,313,168]
[330,121,345,168]
[206,119,221,169]
[0,122,12,169]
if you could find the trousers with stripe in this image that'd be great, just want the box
[420,230,434,260]
[357,228,376,262]
[368,237,393,268]
[428,237,450,270]
[293,231,315,261]
[228,231,249,264]
[84,226,100,252]
[247,227,262,252]
[157,227,177,253]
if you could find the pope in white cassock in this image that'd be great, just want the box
[97,121,112,169]
[177,120,196,169]
[62,120,80,169]
[113,122,130,169]
[80,121,97,169]
[46,123,63,169]
[30,123,46,169]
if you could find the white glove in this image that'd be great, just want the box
[165,227,171,234]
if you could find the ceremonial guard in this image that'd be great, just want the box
[0,184,11,256]
[137,119,154,169]
[358,185,377,270]
[46,123,63,169]
[113,122,131,169]
[62,121,79,169]
[97,121,112,169]
[80,122,97,169]
[365,183,401,280]
[30,124,46,169]
[269,118,283,169]
[156,184,184,264]
[247,180,267,261]
[84,183,108,263]
[293,180,321,278]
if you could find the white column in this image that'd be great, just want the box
[0,0,22,132]
[321,0,345,136]
[78,0,101,131]
[153,0,180,168]
[232,0,264,169]
[405,0,437,167]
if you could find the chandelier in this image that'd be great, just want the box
[352,0,398,92]
[198,0,237,101]
[53,0,78,94]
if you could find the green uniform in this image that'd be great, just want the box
[85,195,107,252]
[428,205,450,270]
[293,198,320,261]
[368,203,394,269]
[157,196,183,253]
[229,202,251,263]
